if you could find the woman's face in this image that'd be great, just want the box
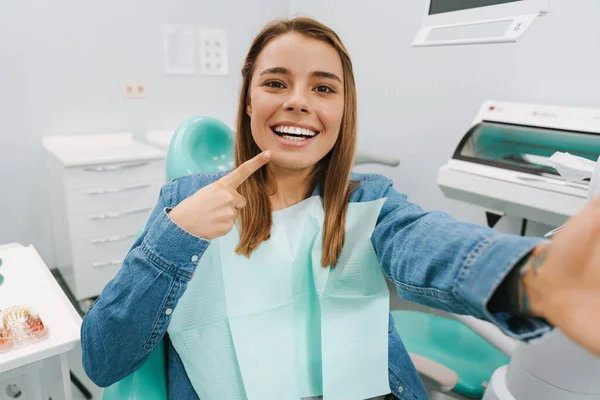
[247,32,345,172]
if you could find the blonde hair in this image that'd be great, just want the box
[235,17,357,267]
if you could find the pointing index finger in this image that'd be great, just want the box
[222,151,271,188]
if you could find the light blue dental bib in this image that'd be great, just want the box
[167,197,390,400]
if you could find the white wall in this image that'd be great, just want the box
[292,0,600,235]
[0,0,290,264]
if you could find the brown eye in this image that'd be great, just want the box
[315,85,334,93]
[265,81,285,89]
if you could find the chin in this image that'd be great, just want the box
[270,155,319,171]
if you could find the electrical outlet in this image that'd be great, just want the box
[123,83,146,99]
[200,29,228,76]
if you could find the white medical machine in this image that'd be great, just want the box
[437,100,600,227]
[413,0,549,47]
[437,101,600,399]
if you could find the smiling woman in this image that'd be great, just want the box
[235,20,357,267]
[81,15,600,400]
[246,35,344,166]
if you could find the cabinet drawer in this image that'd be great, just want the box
[67,180,162,215]
[71,234,134,271]
[69,207,151,240]
[71,231,137,299]
[73,257,123,300]
[65,159,165,191]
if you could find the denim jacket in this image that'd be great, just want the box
[81,172,551,400]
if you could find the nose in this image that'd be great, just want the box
[282,87,310,114]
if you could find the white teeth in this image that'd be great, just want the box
[282,135,307,141]
[273,125,317,137]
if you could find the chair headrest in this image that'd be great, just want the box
[166,116,235,181]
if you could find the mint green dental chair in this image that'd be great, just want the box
[166,116,234,180]
[392,310,511,399]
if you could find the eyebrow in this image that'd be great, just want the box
[259,67,342,83]
[259,67,288,76]
[312,70,342,83]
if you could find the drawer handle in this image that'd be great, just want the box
[92,260,123,268]
[85,183,151,195]
[83,162,150,172]
[87,206,152,220]
[90,233,136,244]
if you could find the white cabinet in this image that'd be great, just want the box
[0,243,81,400]
[146,130,175,151]
[43,133,166,300]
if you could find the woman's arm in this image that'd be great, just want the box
[368,175,551,340]
[81,155,270,387]
[81,180,210,387]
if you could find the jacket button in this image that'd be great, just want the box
[165,308,173,315]
[398,385,404,393]
[191,255,199,262]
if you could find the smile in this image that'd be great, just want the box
[271,124,319,141]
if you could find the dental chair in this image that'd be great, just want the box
[391,311,513,400]
[165,116,235,179]
[103,116,510,400]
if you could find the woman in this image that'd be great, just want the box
[82,17,600,400]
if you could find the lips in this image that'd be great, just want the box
[269,127,316,148]
[271,123,319,141]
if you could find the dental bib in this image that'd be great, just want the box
[167,197,390,400]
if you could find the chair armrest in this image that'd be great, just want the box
[354,151,400,167]
[409,353,459,392]
[453,314,517,357]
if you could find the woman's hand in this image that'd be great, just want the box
[524,195,600,356]
[168,151,271,240]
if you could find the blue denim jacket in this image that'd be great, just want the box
[81,172,551,400]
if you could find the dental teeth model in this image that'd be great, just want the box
[0,305,49,353]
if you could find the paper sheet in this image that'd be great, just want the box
[163,25,195,75]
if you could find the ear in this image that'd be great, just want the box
[246,103,252,117]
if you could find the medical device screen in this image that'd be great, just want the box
[429,0,522,15]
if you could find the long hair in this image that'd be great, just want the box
[235,17,357,267]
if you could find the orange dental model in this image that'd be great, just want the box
[0,306,49,353]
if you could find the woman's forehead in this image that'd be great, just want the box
[255,33,343,78]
